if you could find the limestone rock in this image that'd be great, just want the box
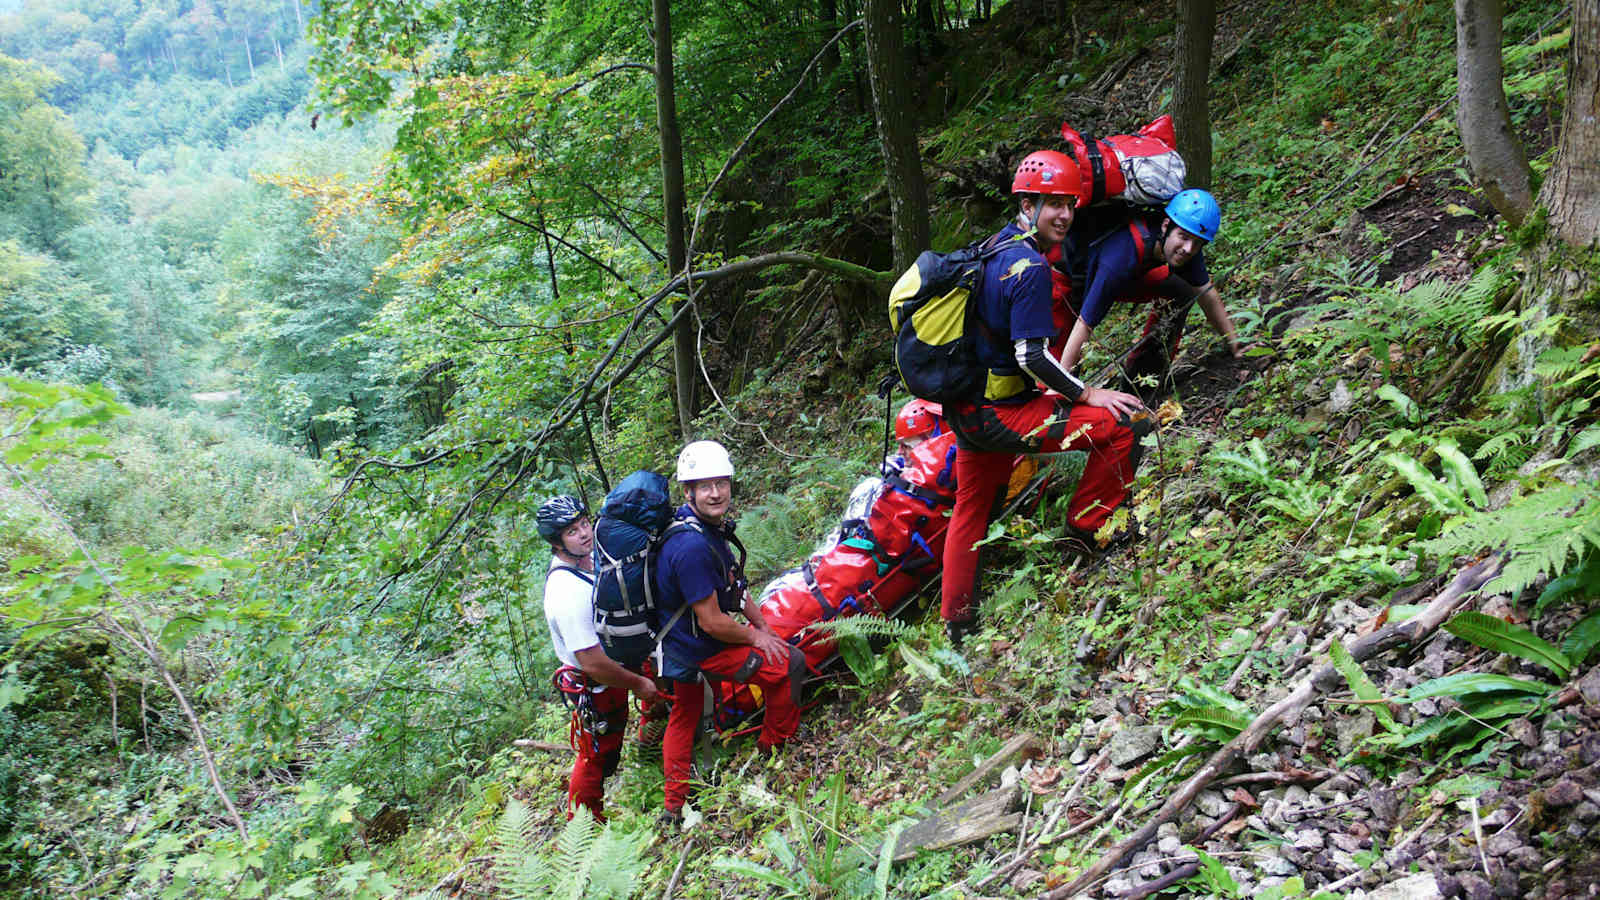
[1105,725,1163,766]
[1362,872,1443,900]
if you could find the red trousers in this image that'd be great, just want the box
[941,394,1138,623]
[662,643,804,813]
[567,685,628,821]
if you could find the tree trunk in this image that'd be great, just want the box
[1489,0,1600,403]
[1541,0,1600,246]
[864,0,931,271]
[1454,0,1533,225]
[654,0,696,439]
[243,34,255,77]
[819,0,841,78]
[914,0,940,61]
[1172,0,1216,188]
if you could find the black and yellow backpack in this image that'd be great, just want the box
[886,236,1010,404]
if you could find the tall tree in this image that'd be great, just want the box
[863,0,929,271]
[1540,0,1600,246]
[653,0,696,440]
[1488,0,1600,401]
[1172,0,1215,188]
[1454,0,1533,225]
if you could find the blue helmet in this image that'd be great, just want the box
[1165,189,1221,242]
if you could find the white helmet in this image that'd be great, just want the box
[676,440,734,482]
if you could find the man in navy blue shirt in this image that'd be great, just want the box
[941,150,1149,643]
[653,440,803,824]
[1057,189,1243,385]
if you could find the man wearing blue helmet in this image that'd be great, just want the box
[1056,188,1243,384]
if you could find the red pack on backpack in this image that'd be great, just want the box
[1060,114,1187,206]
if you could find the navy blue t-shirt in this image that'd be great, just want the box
[653,506,738,680]
[1078,221,1210,328]
[972,224,1057,402]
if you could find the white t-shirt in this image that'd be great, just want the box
[544,556,601,670]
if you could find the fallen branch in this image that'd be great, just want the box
[1042,554,1502,900]
[1223,608,1289,693]
[1121,861,1201,900]
[512,739,572,753]
[1214,769,1332,788]
[661,837,695,900]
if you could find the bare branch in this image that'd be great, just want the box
[550,62,655,101]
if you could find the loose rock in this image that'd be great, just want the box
[1105,725,1162,766]
[1360,872,1443,900]
[1195,790,1231,818]
[1545,778,1583,808]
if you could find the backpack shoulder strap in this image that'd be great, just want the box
[1126,220,1148,264]
[550,564,596,587]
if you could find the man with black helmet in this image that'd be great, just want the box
[537,494,663,821]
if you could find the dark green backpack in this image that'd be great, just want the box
[886,237,1011,404]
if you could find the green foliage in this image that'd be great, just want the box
[1561,608,1600,666]
[1381,441,1486,516]
[1211,438,1333,523]
[1297,261,1503,381]
[0,53,90,249]
[1330,641,1398,734]
[1395,675,1554,762]
[1443,611,1571,678]
[490,801,645,900]
[30,406,321,552]
[1422,482,1600,598]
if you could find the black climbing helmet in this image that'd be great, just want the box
[536,494,588,545]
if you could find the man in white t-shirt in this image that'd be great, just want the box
[537,494,663,821]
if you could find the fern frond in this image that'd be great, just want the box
[494,798,536,886]
[930,647,970,677]
[899,644,950,686]
[1435,443,1487,510]
[583,828,648,899]
[1443,611,1571,678]
[712,856,805,894]
[1561,609,1600,666]
[1331,642,1398,732]
[1416,263,1500,337]
[805,615,913,641]
[554,806,599,900]
[1422,483,1600,596]
[1171,706,1251,741]
[1405,673,1554,702]
[1382,452,1470,515]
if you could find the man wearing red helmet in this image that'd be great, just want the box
[894,398,945,459]
[940,150,1147,644]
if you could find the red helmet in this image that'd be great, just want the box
[1011,150,1082,205]
[895,399,944,441]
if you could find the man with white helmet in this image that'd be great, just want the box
[536,494,664,822]
[653,440,804,824]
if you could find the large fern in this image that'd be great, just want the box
[1422,482,1600,597]
[491,801,645,900]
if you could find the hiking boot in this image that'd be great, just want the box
[658,808,684,833]
[945,617,979,648]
